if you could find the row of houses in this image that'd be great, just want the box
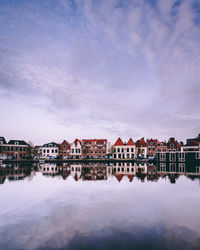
[0,134,200,160]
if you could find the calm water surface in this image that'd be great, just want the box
[0,162,200,250]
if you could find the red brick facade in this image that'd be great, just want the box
[82,139,107,158]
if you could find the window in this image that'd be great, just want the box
[127,168,129,172]
[43,149,46,153]
[55,149,57,153]
[163,149,166,152]
[196,152,200,159]
[160,163,166,172]
[169,153,176,162]
[52,149,54,153]
[178,163,185,172]
[131,148,134,152]
[170,163,176,172]
[179,153,185,161]
[117,148,120,152]
[47,149,49,153]
[160,153,166,161]
[127,148,129,152]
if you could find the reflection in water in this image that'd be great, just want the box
[0,162,200,250]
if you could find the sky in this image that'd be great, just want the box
[0,0,200,145]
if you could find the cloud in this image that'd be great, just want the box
[0,0,199,142]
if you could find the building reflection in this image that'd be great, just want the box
[0,162,200,184]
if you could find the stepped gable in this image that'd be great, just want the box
[114,137,124,146]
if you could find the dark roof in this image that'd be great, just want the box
[43,142,59,147]
[185,140,199,147]
[8,140,28,145]
[0,137,7,144]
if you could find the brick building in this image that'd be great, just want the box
[82,139,107,158]
[60,140,70,158]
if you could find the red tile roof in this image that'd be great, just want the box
[146,139,158,145]
[138,138,146,147]
[127,175,134,182]
[114,174,124,182]
[114,137,124,146]
[127,138,135,146]
[74,138,81,144]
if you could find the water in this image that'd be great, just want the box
[0,162,200,250]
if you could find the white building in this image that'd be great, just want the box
[39,142,59,158]
[136,138,147,158]
[70,163,82,180]
[113,138,136,159]
[70,139,82,159]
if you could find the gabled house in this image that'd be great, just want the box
[157,141,168,153]
[146,139,159,156]
[60,140,70,158]
[70,139,82,159]
[136,138,147,158]
[167,138,180,152]
[113,138,136,159]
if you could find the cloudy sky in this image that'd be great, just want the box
[0,0,199,145]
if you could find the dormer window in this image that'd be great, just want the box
[15,142,19,145]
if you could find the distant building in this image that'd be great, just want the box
[39,142,59,158]
[82,139,107,158]
[70,139,82,159]
[113,138,136,159]
[136,138,147,158]
[157,141,168,153]
[167,137,180,152]
[181,134,200,152]
[60,140,70,158]
[0,137,7,158]
[146,139,159,156]
[3,139,29,159]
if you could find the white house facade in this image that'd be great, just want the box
[40,142,59,158]
[113,138,136,159]
[70,139,82,159]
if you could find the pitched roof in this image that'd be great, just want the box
[42,142,59,147]
[61,140,70,145]
[157,141,167,146]
[114,137,124,146]
[8,140,28,145]
[146,139,158,145]
[138,138,146,147]
[185,140,199,147]
[127,138,135,146]
[127,175,134,182]
[0,137,7,144]
[114,174,124,182]
[74,138,81,144]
